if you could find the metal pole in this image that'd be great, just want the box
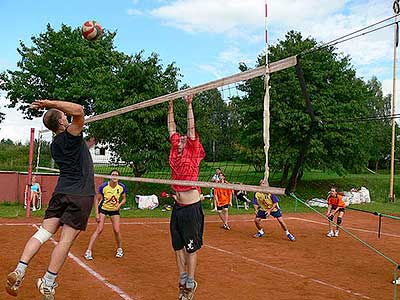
[390,0,399,202]
[26,128,35,218]
[263,0,270,185]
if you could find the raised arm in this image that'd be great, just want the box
[31,99,85,136]
[185,95,195,140]
[168,101,176,137]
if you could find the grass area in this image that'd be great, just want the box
[1,170,400,219]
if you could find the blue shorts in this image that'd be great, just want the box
[256,209,282,219]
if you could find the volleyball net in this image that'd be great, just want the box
[35,56,297,195]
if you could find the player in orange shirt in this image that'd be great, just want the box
[326,187,346,237]
[213,173,233,230]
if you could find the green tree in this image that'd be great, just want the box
[0,23,182,177]
[233,31,391,190]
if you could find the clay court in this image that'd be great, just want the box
[1,211,399,300]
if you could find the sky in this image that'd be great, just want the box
[0,0,397,143]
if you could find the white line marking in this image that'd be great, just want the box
[143,222,374,299]
[288,217,400,238]
[31,224,134,300]
[205,244,373,299]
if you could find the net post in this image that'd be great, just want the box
[263,0,270,186]
[378,214,382,238]
[26,128,35,218]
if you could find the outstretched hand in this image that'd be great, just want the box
[30,100,49,110]
[184,94,193,104]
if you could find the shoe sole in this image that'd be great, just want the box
[36,278,56,300]
[5,272,19,296]
[186,281,197,300]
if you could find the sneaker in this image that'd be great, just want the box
[5,270,24,296]
[253,231,264,238]
[287,232,296,241]
[223,224,231,230]
[84,250,93,261]
[334,230,339,237]
[116,248,124,258]
[182,281,197,300]
[36,278,57,300]
[178,282,185,300]
[326,231,334,237]
[32,207,37,212]
[393,279,400,285]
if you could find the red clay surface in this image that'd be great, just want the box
[0,211,399,300]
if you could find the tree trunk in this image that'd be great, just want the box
[280,161,290,186]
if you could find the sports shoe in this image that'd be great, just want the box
[178,282,185,300]
[253,231,264,238]
[223,224,231,230]
[182,281,197,300]
[334,230,339,237]
[36,277,57,300]
[393,278,400,285]
[326,231,334,237]
[287,232,296,241]
[5,270,24,296]
[116,248,124,258]
[84,249,93,260]
[32,207,37,212]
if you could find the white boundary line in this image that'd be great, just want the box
[205,244,373,299]
[31,224,135,300]
[142,222,375,300]
[288,217,400,238]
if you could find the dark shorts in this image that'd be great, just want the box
[98,207,120,216]
[217,204,229,211]
[330,207,346,213]
[44,193,94,231]
[170,201,204,253]
[256,209,282,219]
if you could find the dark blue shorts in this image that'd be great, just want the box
[98,207,120,216]
[256,209,282,219]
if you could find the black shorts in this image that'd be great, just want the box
[170,201,204,253]
[217,204,229,210]
[98,207,120,216]
[44,193,94,231]
[330,207,346,213]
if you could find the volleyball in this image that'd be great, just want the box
[81,20,103,41]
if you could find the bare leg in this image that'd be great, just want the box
[254,217,263,231]
[336,211,345,231]
[87,214,106,251]
[20,218,61,264]
[175,249,187,275]
[47,224,80,273]
[276,217,289,232]
[110,214,122,249]
[186,251,197,280]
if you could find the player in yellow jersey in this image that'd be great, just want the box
[84,170,127,260]
[253,179,295,241]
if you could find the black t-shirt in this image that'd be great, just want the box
[51,130,95,196]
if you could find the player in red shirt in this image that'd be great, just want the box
[326,187,346,237]
[168,94,205,300]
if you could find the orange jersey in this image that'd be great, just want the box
[214,188,233,207]
[327,194,346,208]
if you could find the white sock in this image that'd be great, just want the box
[285,230,290,235]
[259,229,264,234]
[16,261,28,277]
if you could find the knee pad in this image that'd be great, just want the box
[32,226,53,244]
[337,217,342,225]
[328,215,334,222]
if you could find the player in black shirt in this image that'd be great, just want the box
[6,100,95,300]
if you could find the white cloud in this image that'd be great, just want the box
[150,0,263,34]
[218,46,252,64]
[126,8,144,16]
[0,94,44,143]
